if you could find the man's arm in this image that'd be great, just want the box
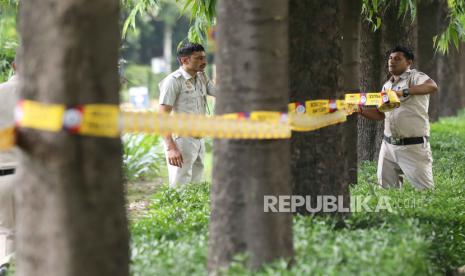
[395,79,438,97]
[159,104,183,167]
[358,107,385,121]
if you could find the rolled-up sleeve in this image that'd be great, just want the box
[206,79,216,97]
[412,72,431,86]
[159,77,180,106]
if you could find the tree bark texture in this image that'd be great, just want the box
[17,1,129,276]
[289,0,350,213]
[381,0,417,79]
[342,0,361,185]
[417,0,440,122]
[460,44,465,109]
[358,19,384,162]
[437,49,461,117]
[208,0,293,272]
[436,0,461,117]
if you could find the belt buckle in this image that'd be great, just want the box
[392,137,402,145]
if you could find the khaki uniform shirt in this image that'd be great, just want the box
[382,69,432,138]
[159,67,215,115]
[0,75,18,170]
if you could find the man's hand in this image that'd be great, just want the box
[159,104,183,167]
[394,90,403,98]
[167,146,183,167]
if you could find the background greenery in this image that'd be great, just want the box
[0,4,18,82]
[128,110,465,275]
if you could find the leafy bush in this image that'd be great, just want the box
[120,64,167,102]
[129,111,465,275]
[130,184,210,276]
[123,133,165,183]
[0,6,18,83]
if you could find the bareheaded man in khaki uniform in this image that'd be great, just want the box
[0,59,19,275]
[159,42,215,188]
[360,46,438,190]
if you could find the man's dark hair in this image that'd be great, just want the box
[389,46,414,61]
[177,42,205,58]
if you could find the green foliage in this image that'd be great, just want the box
[361,0,465,53]
[361,0,417,32]
[122,133,165,183]
[122,0,161,38]
[433,0,465,53]
[178,0,216,43]
[130,183,210,275]
[0,4,18,82]
[130,111,465,275]
[121,64,168,101]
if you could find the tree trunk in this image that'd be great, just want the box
[289,0,349,214]
[163,22,173,73]
[208,0,293,272]
[460,44,465,109]
[381,0,417,76]
[437,49,460,117]
[436,0,460,117]
[358,20,384,162]
[342,0,361,185]
[418,0,440,122]
[17,1,129,276]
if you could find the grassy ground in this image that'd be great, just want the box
[129,110,465,275]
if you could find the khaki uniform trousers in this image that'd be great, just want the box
[0,172,16,266]
[166,137,205,188]
[377,140,434,190]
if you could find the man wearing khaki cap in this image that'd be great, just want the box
[359,46,438,190]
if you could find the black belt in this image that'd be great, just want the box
[0,168,15,176]
[383,135,428,146]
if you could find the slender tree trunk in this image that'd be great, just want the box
[438,49,460,117]
[418,0,440,122]
[436,0,460,117]
[17,1,129,276]
[460,44,465,109]
[289,0,349,214]
[208,0,293,272]
[358,20,384,162]
[163,22,173,73]
[342,0,361,185]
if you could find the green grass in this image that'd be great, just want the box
[129,111,465,275]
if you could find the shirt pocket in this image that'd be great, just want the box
[178,88,199,110]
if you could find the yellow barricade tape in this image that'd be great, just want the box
[0,91,401,151]
[289,111,347,132]
[17,100,65,131]
[0,127,15,150]
[80,105,120,137]
[121,112,291,139]
[343,90,400,112]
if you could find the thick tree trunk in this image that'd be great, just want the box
[418,0,440,122]
[17,1,129,276]
[208,0,293,272]
[358,20,384,162]
[289,0,349,214]
[342,0,361,185]
[381,0,417,75]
